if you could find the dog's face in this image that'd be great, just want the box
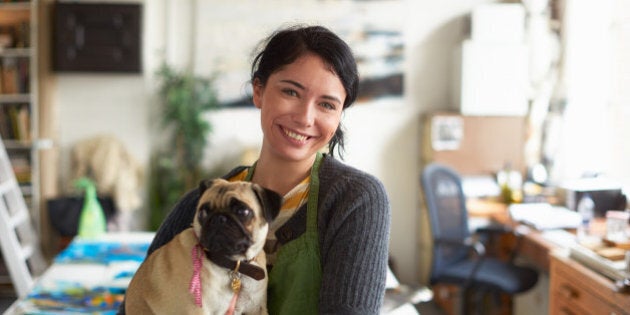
[193,178,281,260]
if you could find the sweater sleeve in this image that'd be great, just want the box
[145,189,200,255]
[318,165,391,314]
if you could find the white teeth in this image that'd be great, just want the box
[284,129,307,141]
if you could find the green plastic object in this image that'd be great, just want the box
[75,177,106,238]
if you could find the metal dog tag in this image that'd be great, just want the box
[230,272,242,293]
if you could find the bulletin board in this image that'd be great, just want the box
[421,112,527,176]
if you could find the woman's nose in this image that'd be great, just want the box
[293,101,315,127]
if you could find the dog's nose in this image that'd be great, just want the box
[216,214,228,224]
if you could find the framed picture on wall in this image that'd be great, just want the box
[193,0,404,108]
[53,3,142,73]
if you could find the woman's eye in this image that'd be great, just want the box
[282,89,298,97]
[320,102,336,110]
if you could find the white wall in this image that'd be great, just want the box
[54,0,493,285]
[550,0,630,189]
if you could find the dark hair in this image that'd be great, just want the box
[251,25,359,159]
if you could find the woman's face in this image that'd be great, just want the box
[253,53,346,163]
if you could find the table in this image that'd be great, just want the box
[5,231,419,315]
[467,199,630,314]
[4,232,155,315]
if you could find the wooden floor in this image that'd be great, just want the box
[416,301,448,315]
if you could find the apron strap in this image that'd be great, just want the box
[306,152,323,232]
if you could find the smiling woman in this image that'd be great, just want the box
[118,24,391,315]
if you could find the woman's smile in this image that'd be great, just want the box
[281,126,312,143]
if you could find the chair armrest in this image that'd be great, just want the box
[474,223,527,263]
[434,237,486,257]
[434,237,489,286]
[463,237,486,257]
[475,224,513,236]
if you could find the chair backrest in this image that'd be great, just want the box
[420,163,471,282]
[0,138,46,298]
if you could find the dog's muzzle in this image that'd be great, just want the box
[199,212,253,256]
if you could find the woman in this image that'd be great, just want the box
[123,25,391,314]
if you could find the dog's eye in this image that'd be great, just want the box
[229,199,253,218]
[198,204,209,220]
[235,207,251,218]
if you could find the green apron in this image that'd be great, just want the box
[246,153,323,314]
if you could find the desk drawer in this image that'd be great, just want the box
[551,295,589,315]
[551,288,620,315]
[551,278,623,315]
[550,255,629,315]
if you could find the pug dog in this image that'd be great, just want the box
[125,178,281,315]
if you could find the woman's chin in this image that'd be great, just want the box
[274,147,318,163]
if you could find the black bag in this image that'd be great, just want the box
[47,196,117,236]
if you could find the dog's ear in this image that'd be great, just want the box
[199,179,216,193]
[253,185,282,223]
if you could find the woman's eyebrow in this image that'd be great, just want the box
[280,79,342,104]
[280,79,305,90]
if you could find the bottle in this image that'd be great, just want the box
[76,177,107,238]
[497,162,523,204]
[577,193,595,241]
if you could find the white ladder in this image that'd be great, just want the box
[0,138,46,299]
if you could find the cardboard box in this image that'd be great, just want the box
[456,40,529,116]
[471,3,526,43]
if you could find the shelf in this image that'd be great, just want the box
[0,1,38,237]
[0,94,31,103]
[2,139,33,150]
[19,184,32,196]
[0,47,31,57]
[0,2,30,10]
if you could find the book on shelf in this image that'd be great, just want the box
[15,103,29,141]
[14,20,30,49]
[0,103,30,141]
[17,56,28,93]
[0,56,29,94]
[0,105,10,139]
[0,25,13,49]
[1,57,18,94]
[9,154,31,184]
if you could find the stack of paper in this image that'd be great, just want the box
[508,203,582,230]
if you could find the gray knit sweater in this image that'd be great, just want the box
[119,155,390,314]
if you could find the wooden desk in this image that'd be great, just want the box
[550,252,630,315]
[467,199,559,271]
[467,199,630,315]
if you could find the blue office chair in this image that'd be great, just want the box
[420,163,538,314]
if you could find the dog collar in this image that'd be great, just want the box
[204,250,266,281]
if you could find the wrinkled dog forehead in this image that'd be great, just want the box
[199,180,260,212]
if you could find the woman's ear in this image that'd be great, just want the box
[252,78,263,109]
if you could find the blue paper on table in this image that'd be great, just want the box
[25,283,124,315]
[55,241,150,264]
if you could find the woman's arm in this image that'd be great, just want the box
[318,170,391,314]
[145,189,200,255]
